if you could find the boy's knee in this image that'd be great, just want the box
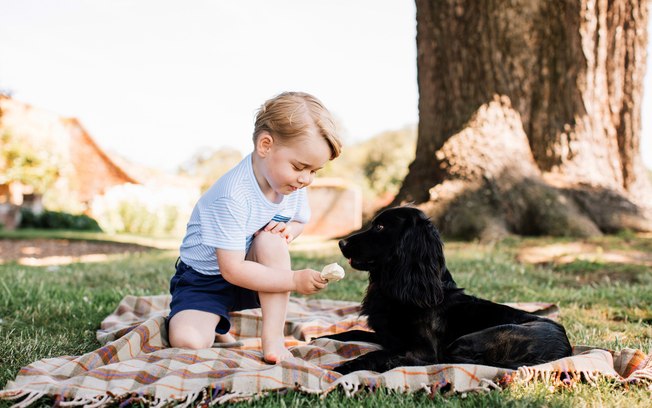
[168,313,217,349]
[169,328,214,349]
[248,231,289,263]
[253,230,287,246]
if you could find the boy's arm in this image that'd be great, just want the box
[217,248,324,294]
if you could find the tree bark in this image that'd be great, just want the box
[396,0,652,239]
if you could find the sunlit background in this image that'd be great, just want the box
[1,0,649,173]
[0,0,419,172]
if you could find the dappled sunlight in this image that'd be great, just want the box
[17,253,111,266]
[20,246,41,256]
[0,238,158,266]
[517,242,652,266]
[443,241,497,260]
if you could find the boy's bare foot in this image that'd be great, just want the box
[215,333,236,344]
[262,337,292,364]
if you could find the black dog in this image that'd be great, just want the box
[324,206,572,375]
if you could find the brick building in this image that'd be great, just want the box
[64,117,138,203]
[0,96,147,229]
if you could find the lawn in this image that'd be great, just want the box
[0,232,651,407]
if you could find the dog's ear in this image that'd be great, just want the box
[387,216,446,308]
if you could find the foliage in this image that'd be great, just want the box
[0,131,61,193]
[90,183,196,237]
[361,128,417,196]
[177,147,243,192]
[319,126,417,213]
[18,209,101,231]
[38,180,87,215]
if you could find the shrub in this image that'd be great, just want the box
[1,131,64,194]
[90,184,197,237]
[19,208,102,231]
[319,125,417,216]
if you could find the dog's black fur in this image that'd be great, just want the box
[324,206,572,375]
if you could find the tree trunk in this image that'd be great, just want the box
[395,0,652,239]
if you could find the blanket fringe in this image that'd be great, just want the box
[0,389,257,408]
[149,397,168,408]
[84,394,112,408]
[319,378,361,399]
[7,391,46,408]
[621,366,652,387]
[1,390,119,408]
[0,390,28,401]
[3,365,651,407]
[346,381,362,397]
[295,384,324,395]
[175,391,199,408]
[467,378,500,393]
[515,367,620,390]
[59,396,99,406]
[210,391,258,405]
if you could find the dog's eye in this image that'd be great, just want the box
[374,224,384,232]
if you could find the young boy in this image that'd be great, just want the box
[168,92,342,363]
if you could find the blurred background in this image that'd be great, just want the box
[1,0,650,239]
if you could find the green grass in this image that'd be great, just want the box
[1,233,651,407]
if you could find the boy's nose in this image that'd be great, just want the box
[298,173,312,185]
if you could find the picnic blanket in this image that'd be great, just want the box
[1,295,651,407]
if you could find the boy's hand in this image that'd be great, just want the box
[293,269,328,295]
[256,221,293,243]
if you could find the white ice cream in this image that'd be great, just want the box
[320,263,345,282]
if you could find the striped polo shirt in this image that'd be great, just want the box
[179,153,310,275]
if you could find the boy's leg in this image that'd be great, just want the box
[247,231,292,363]
[168,310,235,349]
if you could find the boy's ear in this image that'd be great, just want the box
[256,131,274,157]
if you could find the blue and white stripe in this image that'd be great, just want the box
[179,154,310,275]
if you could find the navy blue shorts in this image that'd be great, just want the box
[168,258,260,334]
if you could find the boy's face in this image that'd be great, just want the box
[258,131,331,197]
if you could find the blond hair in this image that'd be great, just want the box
[253,92,342,159]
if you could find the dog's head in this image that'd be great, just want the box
[339,206,447,307]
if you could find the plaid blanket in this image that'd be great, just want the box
[1,295,651,406]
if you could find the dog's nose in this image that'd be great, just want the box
[339,239,348,250]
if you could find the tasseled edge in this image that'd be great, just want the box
[0,390,46,408]
[514,366,613,389]
[463,378,501,393]
[320,377,363,398]
[517,364,652,391]
[512,365,652,391]
[620,366,652,389]
[3,366,652,407]
[320,373,501,400]
[417,377,499,398]
[0,391,114,408]
[0,387,257,408]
